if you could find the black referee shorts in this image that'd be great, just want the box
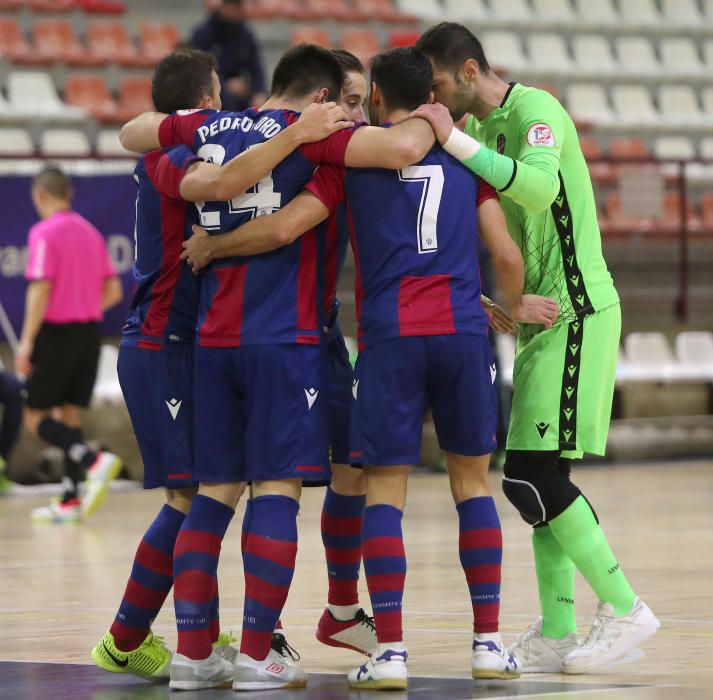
[25,322,102,410]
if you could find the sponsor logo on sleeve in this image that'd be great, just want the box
[526,123,555,147]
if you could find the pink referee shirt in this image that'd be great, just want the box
[25,210,117,324]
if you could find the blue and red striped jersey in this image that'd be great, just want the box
[318,204,350,328]
[306,139,496,349]
[122,145,202,351]
[158,108,355,347]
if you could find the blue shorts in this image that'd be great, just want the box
[117,345,196,490]
[326,322,353,466]
[350,334,498,466]
[193,344,330,483]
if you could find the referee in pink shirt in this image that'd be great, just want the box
[15,165,124,523]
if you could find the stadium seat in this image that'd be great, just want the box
[246,0,301,20]
[653,136,696,161]
[388,31,420,48]
[703,40,713,72]
[703,87,713,117]
[0,128,34,156]
[481,31,526,72]
[40,128,92,156]
[530,0,575,28]
[565,84,614,125]
[115,76,153,122]
[139,23,180,64]
[28,0,75,12]
[96,129,128,157]
[675,332,713,379]
[7,71,85,119]
[442,0,489,22]
[78,0,127,14]
[526,32,573,74]
[0,19,49,64]
[489,0,531,23]
[580,136,615,183]
[617,0,661,27]
[0,0,23,10]
[658,86,707,129]
[290,27,331,47]
[353,0,415,24]
[609,138,649,161]
[608,191,697,235]
[660,0,702,29]
[300,0,350,20]
[92,344,123,405]
[700,192,713,232]
[341,30,381,66]
[86,21,141,66]
[625,332,701,383]
[33,21,92,66]
[572,35,618,76]
[610,85,658,127]
[65,75,118,122]
[572,0,619,29]
[495,333,514,387]
[659,38,704,77]
[615,37,659,77]
[395,0,441,21]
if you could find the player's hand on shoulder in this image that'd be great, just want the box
[410,103,453,145]
[481,295,516,334]
[296,102,355,143]
[513,295,560,330]
[181,225,213,273]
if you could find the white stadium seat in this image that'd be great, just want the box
[658,86,707,129]
[92,344,123,405]
[700,137,713,160]
[7,71,85,120]
[96,129,128,157]
[661,0,702,29]
[442,0,489,21]
[526,32,573,74]
[675,332,713,380]
[396,0,442,20]
[610,85,658,128]
[660,38,704,76]
[0,127,34,156]
[530,0,575,28]
[565,83,614,124]
[481,31,527,71]
[40,128,91,157]
[624,332,700,383]
[572,34,617,76]
[703,39,713,71]
[615,36,659,76]
[653,136,696,161]
[618,0,661,27]
[703,87,713,117]
[488,0,531,23]
[572,0,619,29]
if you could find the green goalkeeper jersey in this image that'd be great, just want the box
[464,83,619,338]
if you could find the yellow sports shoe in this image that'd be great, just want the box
[91,629,172,681]
[213,631,238,664]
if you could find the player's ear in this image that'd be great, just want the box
[370,82,381,106]
[463,58,479,83]
[315,87,330,104]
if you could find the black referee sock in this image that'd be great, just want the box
[37,417,97,468]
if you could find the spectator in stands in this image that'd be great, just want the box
[191,0,266,111]
[15,165,124,523]
[0,370,23,491]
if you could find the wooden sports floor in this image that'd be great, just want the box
[1,459,711,699]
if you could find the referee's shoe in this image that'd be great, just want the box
[82,451,123,516]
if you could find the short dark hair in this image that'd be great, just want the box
[417,22,491,73]
[370,47,432,112]
[271,44,344,102]
[331,49,364,75]
[152,48,217,114]
[223,0,243,5]
[34,165,72,200]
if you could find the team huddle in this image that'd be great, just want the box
[90,22,659,692]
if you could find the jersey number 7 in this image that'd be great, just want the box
[398,165,444,254]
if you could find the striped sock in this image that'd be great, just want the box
[174,495,234,660]
[457,496,502,634]
[110,504,185,652]
[209,578,220,643]
[362,504,406,644]
[321,488,365,607]
[240,495,299,661]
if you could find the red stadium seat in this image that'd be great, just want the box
[388,31,420,48]
[139,23,180,64]
[78,0,127,14]
[27,0,76,12]
[580,137,615,184]
[341,30,381,67]
[0,0,22,10]
[352,0,416,23]
[115,76,153,122]
[0,19,50,64]
[605,191,698,236]
[246,0,302,20]
[302,0,356,21]
[65,75,118,122]
[33,21,94,66]
[86,21,144,66]
[609,138,650,162]
[290,27,332,48]
[700,193,713,235]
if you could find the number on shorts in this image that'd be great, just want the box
[398,164,444,254]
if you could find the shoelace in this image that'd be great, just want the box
[582,612,614,649]
[356,609,376,632]
[271,633,300,662]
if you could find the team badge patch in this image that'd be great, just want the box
[497,133,506,154]
[526,123,555,147]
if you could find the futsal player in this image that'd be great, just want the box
[17,166,123,523]
[415,22,660,674]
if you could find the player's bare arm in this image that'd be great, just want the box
[412,102,560,212]
[182,191,329,270]
[101,276,123,312]
[15,279,51,376]
[477,198,559,329]
[179,103,354,202]
[480,295,516,334]
[343,116,436,169]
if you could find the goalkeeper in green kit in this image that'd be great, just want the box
[416,23,659,674]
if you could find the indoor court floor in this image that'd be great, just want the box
[1,460,711,700]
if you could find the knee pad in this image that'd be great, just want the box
[502,450,581,524]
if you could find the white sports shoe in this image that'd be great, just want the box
[169,650,234,690]
[233,635,306,691]
[562,598,660,674]
[508,618,581,673]
[213,631,239,664]
[82,451,122,516]
[472,633,521,679]
[31,497,82,524]
[348,644,408,690]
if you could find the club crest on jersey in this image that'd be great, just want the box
[526,123,555,147]
[497,133,506,154]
